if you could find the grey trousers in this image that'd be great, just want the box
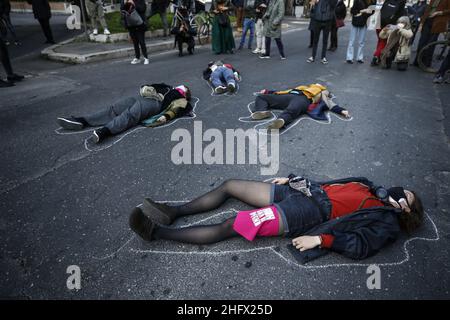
[253,93,311,125]
[86,0,108,30]
[83,96,162,134]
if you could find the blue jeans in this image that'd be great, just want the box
[210,66,235,88]
[346,25,367,61]
[239,18,255,48]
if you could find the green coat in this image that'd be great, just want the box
[263,0,284,38]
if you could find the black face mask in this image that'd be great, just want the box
[387,187,409,208]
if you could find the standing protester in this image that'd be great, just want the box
[121,0,149,65]
[211,0,235,54]
[0,19,24,87]
[27,0,55,44]
[379,16,413,70]
[407,0,427,46]
[148,0,169,37]
[86,0,111,35]
[413,0,450,68]
[346,0,375,63]
[371,0,405,66]
[307,0,338,64]
[238,0,257,50]
[252,0,267,54]
[260,0,285,59]
[0,0,20,45]
[232,0,245,32]
[328,0,346,52]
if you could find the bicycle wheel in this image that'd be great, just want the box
[197,21,210,45]
[418,40,450,73]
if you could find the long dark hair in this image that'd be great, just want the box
[398,191,424,234]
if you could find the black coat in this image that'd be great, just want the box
[311,0,338,22]
[380,0,406,28]
[27,0,51,20]
[351,0,375,27]
[286,177,402,264]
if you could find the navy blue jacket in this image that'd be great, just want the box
[286,177,402,264]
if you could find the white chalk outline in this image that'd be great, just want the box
[94,197,440,269]
[238,99,353,136]
[54,97,200,152]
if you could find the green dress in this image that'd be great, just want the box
[211,0,235,54]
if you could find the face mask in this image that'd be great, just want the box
[387,187,410,210]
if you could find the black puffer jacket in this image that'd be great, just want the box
[380,0,406,28]
[286,177,402,264]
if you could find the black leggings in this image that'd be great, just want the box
[153,179,272,244]
[265,37,284,57]
[38,18,54,42]
[311,19,331,59]
[129,28,148,59]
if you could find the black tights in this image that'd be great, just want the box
[153,179,272,244]
[129,29,148,59]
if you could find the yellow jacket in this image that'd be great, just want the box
[274,84,327,103]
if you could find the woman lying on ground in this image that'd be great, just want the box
[56,83,193,143]
[247,83,350,130]
[129,175,423,263]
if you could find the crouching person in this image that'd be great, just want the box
[56,83,193,143]
[171,5,196,56]
[379,16,413,71]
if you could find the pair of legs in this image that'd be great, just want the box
[2,13,19,44]
[347,25,367,62]
[148,9,168,36]
[81,96,162,135]
[129,28,148,59]
[148,180,278,244]
[252,93,310,127]
[38,18,54,43]
[329,18,338,50]
[239,18,255,49]
[210,66,236,92]
[254,19,265,53]
[414,18,439,67]
[264,37,285,57]
[0,37,23,87]
[372,28,387,64]
[311,19,331,59]
[86,0,108,32]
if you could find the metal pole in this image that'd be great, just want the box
[79,0,89,40]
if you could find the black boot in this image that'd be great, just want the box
[92,127,111,143]
[129,207,155,242]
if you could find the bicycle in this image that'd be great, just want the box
[417,26,450,73]
[194,10,213,45]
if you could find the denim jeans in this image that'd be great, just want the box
[210,66,235,88]
[346,25,367,61]
[239,18,255,48]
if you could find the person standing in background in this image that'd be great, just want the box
[328,0,347,52]
[413,0,450,68]
[86,0,111,35]
[148,0,170,37]
[260,0,285,59]
[346,0,375,63]
[0,0,20,45]
[307,0,338,64]
[0,18,24,87]
[27,0,55,44]
[121,0,149,64]
[238,0,257,50]
[252,0,267,54]
[211,0,235,54]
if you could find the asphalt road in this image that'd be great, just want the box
[1,19,449,299]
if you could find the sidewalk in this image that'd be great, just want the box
[42,17,310,64]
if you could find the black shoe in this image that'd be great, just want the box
[142,198,175,225]
[7,74,25,82]
[308,44,313,48]
[357,60,364,64]
[0,79,14,88]
[346,60,353,64]
[370,57,379,66]
[178,51,183,57]
[57,117,84,130]
[92,127,110,143]
[129,207,156,242]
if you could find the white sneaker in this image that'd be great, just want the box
[93,29,98,35]
[143,58,149,65]
[214,86,227,94]
[131,58,140,64]
[103,28,111,35]
[252,48,261,54]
